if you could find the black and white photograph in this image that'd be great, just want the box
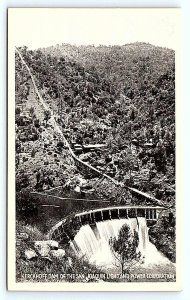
[8,8,182,291]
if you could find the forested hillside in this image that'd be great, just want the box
[15,43,176,262]
[18,43,175,201]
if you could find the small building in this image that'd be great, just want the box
[83,144,107,152]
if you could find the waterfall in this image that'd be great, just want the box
[72,217,172,269]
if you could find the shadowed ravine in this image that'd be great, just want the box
[72,218,175,271]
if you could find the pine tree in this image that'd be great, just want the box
[109,224,141,274]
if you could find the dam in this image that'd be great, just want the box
[49,205,164,242]
[75,205,162,225]
[48,205,173,269]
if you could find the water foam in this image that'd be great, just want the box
[73,217,172,268]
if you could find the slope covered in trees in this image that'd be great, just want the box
[19,43,175,202]
[15,43,176,262]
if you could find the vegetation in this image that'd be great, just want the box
[18,44,175,199]
[15,42,176,268]
[16,221,103,282]
[109,224,141,274]
[149,210,176,262]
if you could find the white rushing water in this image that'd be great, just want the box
[72,218,172,269]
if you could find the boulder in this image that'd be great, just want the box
[50,249,66,259]
[34,240,59,256]
[25,249,38,260]
[74,185,80,193]
[34,241,51,257]
[46,240,59,250]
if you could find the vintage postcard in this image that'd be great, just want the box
[8,8,182,291]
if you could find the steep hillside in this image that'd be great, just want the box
[15,44,176,262]
[19,44,175,204]
[15,54,77,194]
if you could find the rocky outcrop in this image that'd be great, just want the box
[24,240,65,262]
[34,240,59,256]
